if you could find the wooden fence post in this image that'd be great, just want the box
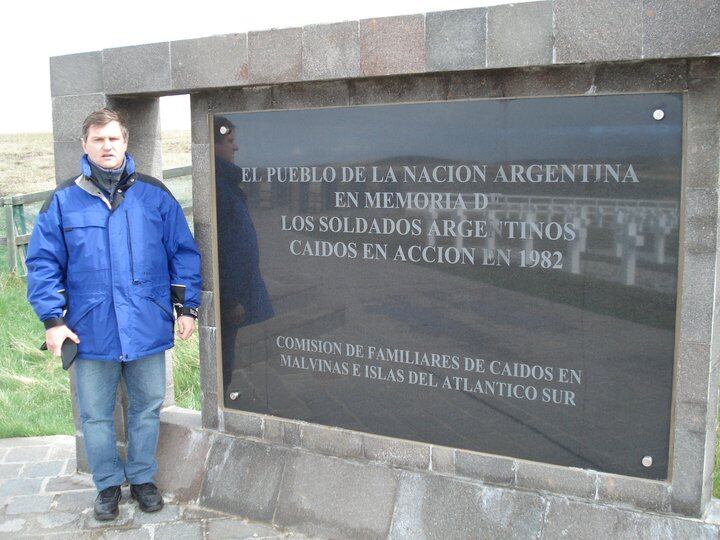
[4,197,17,274]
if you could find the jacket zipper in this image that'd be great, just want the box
[125,210,139,284]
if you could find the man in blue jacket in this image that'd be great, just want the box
[26,108,201,521]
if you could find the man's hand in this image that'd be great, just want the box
[177,316,196,340]
[45,325,80,356]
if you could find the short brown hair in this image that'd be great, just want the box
[81,108,129,141]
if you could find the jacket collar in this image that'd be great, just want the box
[80,152,136,178]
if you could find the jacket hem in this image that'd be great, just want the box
[77,342,173,362]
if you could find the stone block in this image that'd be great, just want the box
[426,8,486,71]
[0,518,24,533]
[487,2,552,68]
[223,410,263,438]
[500,65,595,96]
[554,0,643,63]
[180,505,227,519]
[689,58,720,80]
[0,463,22,479]
[685,123,720,190]
[430,446,454,475]
[677,252,716,346]
[390,472,545,538]
[685,187,719,252]
[199,291,215,327]
[53,488,96,513]
[127,138,163,179]
[596,474,671,513]
[163,350,175,409]
[132,503,180,525]
[156,419,211,501]
[362,435,430,470]
[114,384,128,443]
[262,417,300,447]
[5,494,53,515]
[454,450,515,486]
[20,460,65,478]
[300,424,363,459]
[206,518,280,539]
[52,93,108,143]
[643,1,720,59]
[194,223,215,293]
[191,143,212,226]
[272,81,349,109]
[207,86,273,113]
[160,406,201,429]
[35,510,80,531]
[153,521,202,539]
[0,436,69,448]
[670,424,707,517]
[303,21,360,80]
[675,341,712,403]
[103,42,172,95]
[52,140,83,181]
[274,452,398,539]
[593,60,688,93]
[282,421,301,447]
[198,324,217,394]
[75,434,89,473]
[198,325,219,429]
[0,477,43,497]
[350,74,447,105]
[50,52,103,97]
[248,28,302,85]
[44,475,94,492]
[4,446,49,463]
[107,97,161,142]
[544,496,717,539]
[190,93,210,145]
[171,34,248,90]
[199,437,288,522]
[62,459,77,475]
[515,461,596,500]
[360,15,425,77]
[447,71,504,100]
[686,76,720,189]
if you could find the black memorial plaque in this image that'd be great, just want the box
[212,94,682,479]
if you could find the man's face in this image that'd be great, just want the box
[215,132,239,163]
[81,121,128,170]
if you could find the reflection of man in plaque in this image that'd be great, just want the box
[214,116,274,390]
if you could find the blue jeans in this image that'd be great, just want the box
[74,352,166,491]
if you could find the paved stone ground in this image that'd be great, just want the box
[0,435,313,539]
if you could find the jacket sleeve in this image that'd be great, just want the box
[26,195,68,328]
[162,194,202,317]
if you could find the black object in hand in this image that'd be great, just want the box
[39,338,78,370]
[61,338,78,370]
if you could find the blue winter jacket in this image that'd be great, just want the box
[26,154,202,361]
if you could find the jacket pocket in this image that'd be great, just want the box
[63,212,109,273]
[147,296,174,322]
[65,295,106,331]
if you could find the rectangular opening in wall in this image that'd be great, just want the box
[160,94,199,411]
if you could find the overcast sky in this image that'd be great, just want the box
[0,0,534,134]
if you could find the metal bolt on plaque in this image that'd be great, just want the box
[229,392,239,400]
[653,109,665,121]
[642,456,653,468]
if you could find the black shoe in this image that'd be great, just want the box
[94,485,121,521]
[130,482,164,512]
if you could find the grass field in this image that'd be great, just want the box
[1,132,719,497]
